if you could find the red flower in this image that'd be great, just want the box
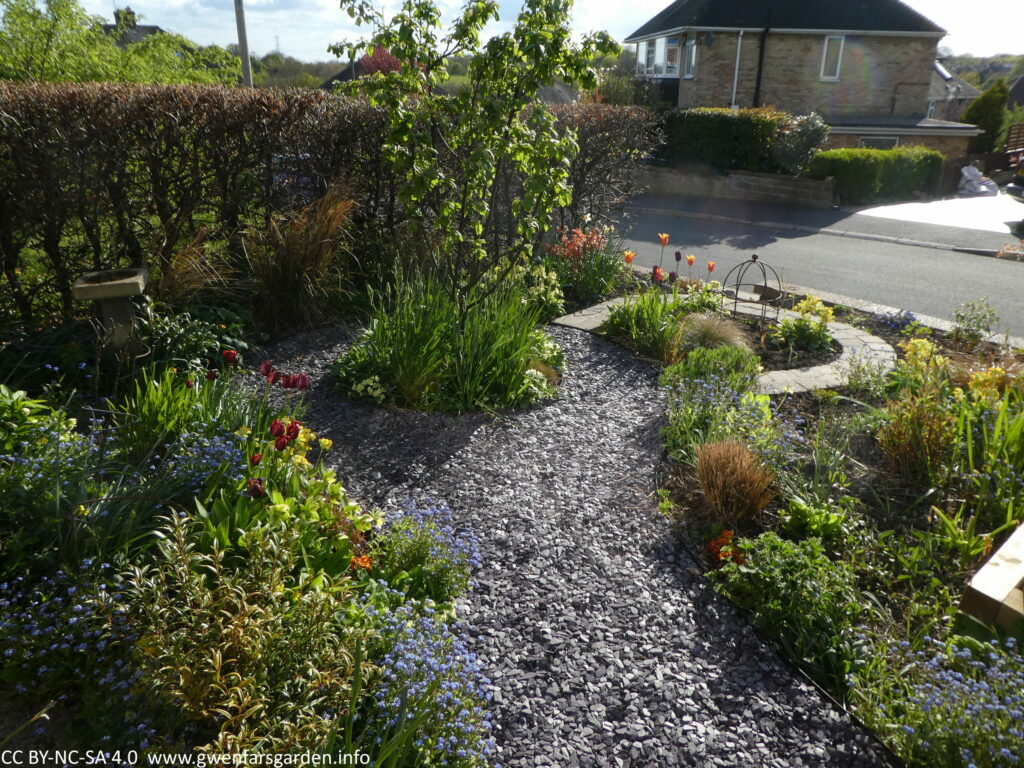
[274,435,291,451]
[686,254,695,266]
[674,250,682,263]
[349,554,373,571]
[185,378,194,389]
[269,419,286,437]
[249,453,262,467]
[668,271,677,284]
[652,265,664,283]
[707,261,716,273]
[247,477,266,499]
[286,421,301,440]
[259,360,274,377]
[206,370,218,381]
[280,374,296,389]
[266,370,281,386]
[295,373,311,391]
[221,349,238,365]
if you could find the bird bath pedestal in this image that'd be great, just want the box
[71,268,149,353]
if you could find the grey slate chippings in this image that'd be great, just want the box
[263,324,895,768]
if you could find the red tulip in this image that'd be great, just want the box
[658,233,670,246]
[686,254,695,266]
[185,378,194,389]
[295,373,311,391]
[206,370,218,381]
[274,435,291,451]
[259,360,274,377]
[221,349,238,365]
[652,265,664,283]
[269,419,286,437]
[280,374,296,389]
[249,453,262,467]
[247,477,266,499]
[707,261,716,273]
[266,370,281,385]
[286,421,301,440]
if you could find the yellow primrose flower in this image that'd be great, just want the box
[234,426,252,438]
[319,438,333,451]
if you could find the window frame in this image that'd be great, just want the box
[665,36,681,76]
[683,36,697,79]
[858,136,899,150]
[820,35,844,81]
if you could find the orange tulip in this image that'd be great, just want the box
[652,266,664,282]
[686,254,695,266]
[623,250,635,264]
[658,233,670,246]
[707,261,716,273]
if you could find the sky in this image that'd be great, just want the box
[76,0,1023,64]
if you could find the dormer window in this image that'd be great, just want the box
[820,35,844,81]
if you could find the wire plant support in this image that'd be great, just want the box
[721,253,782,329]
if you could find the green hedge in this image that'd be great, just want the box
[661,107,829,174]
[806,146,943,204]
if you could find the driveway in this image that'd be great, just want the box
[854,192,1024,238]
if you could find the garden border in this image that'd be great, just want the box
[552,296,898,394]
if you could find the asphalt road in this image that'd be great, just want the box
[618,211,1024,338]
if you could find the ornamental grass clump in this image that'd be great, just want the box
[695,440,777,525]
[336,271,561,411]
[672,312,750,359]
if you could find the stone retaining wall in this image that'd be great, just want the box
[641,165,836,209]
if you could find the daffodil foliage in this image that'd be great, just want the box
[331,0,618,304]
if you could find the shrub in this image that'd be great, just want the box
[125,513,371,754]
[772,295,834,352]
[962,79,1009,154]
[661,345,760,394]
[951,297,999,350]
[133,299,222,375]
[662,107,828,173]
[674,312,750,358]
[709,531,865,696]
[806,146,943,204]
[695,440,776,525]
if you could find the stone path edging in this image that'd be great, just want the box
[552,297,897,395]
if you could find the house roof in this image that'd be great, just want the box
[101,24,163,44]
[929,60,981,102]
[624,0,945,42]
[1009,76,1024,109]
[824,114,982,136]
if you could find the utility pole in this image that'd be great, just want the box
[233,0,254,87]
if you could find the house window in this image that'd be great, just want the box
[683,36,697,79]
[858,136,899,149]
[820,35,844,81]
[654,37,666,75]
[645,40,655,73]
[635,41,647,75]
[665,37,680,76]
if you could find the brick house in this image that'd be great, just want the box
[624,0,982,155]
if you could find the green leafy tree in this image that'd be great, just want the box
[330,0,618,307]
[0,0,238,84]
[962,78,1009,153]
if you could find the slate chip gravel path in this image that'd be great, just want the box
[266,324,894,768]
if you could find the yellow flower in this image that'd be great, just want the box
[234,426,252,438]
[319,438,333,451]
[967,366,1006,401]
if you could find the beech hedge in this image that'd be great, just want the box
[0,83,657,328]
